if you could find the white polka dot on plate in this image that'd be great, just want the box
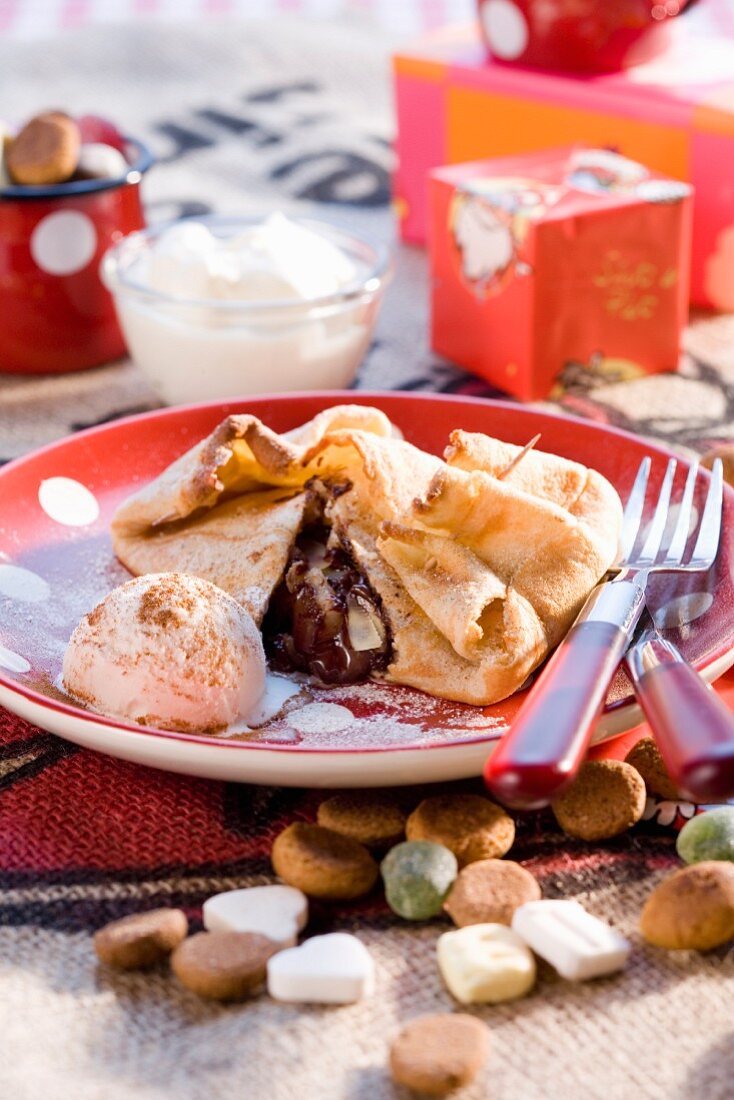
[30,211,97,276]
[0,645,31,674]
[0,564,50,603]
[38,477,100,527]
[288,702,354,734]
[481,0,530,61]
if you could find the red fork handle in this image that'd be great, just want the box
[626,634,734,802]
[484,619,631,809]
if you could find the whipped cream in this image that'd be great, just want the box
[62,573,266,733]
[145,213,359,302]
[107,213,380,404]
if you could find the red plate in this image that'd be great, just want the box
[0,392,731,787]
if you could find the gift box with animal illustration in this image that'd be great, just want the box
[394,20,734,309]
[429,147,693,402]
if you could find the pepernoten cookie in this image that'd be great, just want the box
[389,1013,490,1096]
[551,760,646,841]
[625,737,680,801]
[316,791,407,850]
[93,908,188,970]
[444,859,541,927]
[6,111,81,185]
[272,822,379,900]
[171,930,278,1001]
[406,794,515,867]
[640,862,734,951]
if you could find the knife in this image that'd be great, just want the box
[625,622,734,802]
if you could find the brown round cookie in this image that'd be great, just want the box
[406,794,515,867]
[640,861,734,951]
[551,760,646,841]
[389,1013,490,1096]
[6,111,81,185]
[316,792,407,850]
[93,908,188,970]
[444,859,541,927]
[625,736,681,801]
[171,930,278,1001]
[271,822,379,900]
[702,444,734,487]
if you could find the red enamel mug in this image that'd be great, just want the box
[477,0,691,73]
[0,133,153,374]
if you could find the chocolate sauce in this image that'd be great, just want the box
[262,523,390,685]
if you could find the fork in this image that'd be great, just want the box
[484,455,724,810]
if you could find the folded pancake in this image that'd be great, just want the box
[410,447,622,650]
[328,507,546,705]
[445,429,621,550]
[301,428,442,522]
[111,406,395,622]
[110,404,622,707]
[114,490,309,624]
[112,404,397,535]
[378,522,528,662]
[445,429,589,509]
[317,433,548,703]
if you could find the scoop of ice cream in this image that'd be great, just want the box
[62,573,265,732]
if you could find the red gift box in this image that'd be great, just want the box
[429,146,693,401]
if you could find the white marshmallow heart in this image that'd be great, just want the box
[202,885,308,949]
[267,932,375,1004]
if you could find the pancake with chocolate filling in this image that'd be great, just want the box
[110,405,622,706]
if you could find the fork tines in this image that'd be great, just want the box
[621,456,723,572]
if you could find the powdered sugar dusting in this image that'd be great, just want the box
[2,533,509,752]
[288,702,354,734]
[234,675,508,749]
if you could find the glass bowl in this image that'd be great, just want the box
[101,214,392,405]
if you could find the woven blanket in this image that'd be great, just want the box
[2,16,734,1100]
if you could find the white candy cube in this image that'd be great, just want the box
[267,932,375,1004]
[512,899,630,981]
[437,923,536,1005]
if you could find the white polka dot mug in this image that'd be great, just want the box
[0,122,152,374]
[477,0,690,74]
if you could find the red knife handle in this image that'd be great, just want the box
[484,619,631,810]
[626,636,734,801]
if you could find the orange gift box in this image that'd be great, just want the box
[429,147,693,401]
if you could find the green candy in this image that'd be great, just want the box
[676,807,734,865]
[381,840,458,920]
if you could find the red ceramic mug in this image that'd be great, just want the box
[0,134,152,374]
[477,0,690,74]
